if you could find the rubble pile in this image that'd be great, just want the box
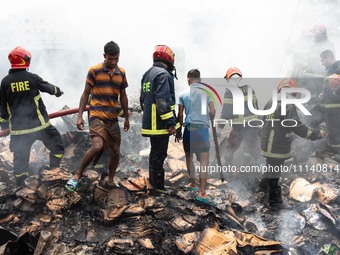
[0,124,339,254]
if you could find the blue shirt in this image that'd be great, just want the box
[179,83,213,127]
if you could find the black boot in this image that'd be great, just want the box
[268,187,283,210]
[257,178,269,192]
[15,172,29,187]
[50,154,62,169]
[149,168,165,192]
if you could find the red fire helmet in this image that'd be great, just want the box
[153,45,175,67]
[8,46,32,69]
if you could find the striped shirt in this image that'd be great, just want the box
[87,63,128,122]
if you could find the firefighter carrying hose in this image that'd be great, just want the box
[260,79,326,210]
[0,46,64,186]
[140,45,180,192]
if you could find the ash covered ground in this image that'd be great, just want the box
[0,112,339,255]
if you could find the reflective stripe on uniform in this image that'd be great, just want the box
[15,171,29,178]
[267,130,275,155]
[52,153,63,159]
[160,111,174,120]
[34,94,46,125]
[305,128,312,139]
[260,150,291,159]
[223,98,233,104]
[142,128,171,135]
[319,103,340,108]
[10,122,51,135]
[329,143,340,148]
[261,130,291,159]
[142,122,183,135]
[152,104,157,130]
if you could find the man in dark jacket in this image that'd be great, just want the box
[140,45,180,191]
[0,46,64,186]
[261,79,325,209]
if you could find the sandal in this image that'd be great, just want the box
[195,196,217,207]
[65,178,79,192]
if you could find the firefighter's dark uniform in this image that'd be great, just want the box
[220,84,260,165]
[261,100,322,207]
[0,69,64,185]
[308,60,340,153]
[140,62,180,190]
[319,61,340,153]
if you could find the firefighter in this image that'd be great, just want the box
[306,24,336,75]
[0,46,64,186]
[260,79,326,210]
[318,54,340,160]
[320,50,340,75]
[299,24,336,106]
[307,50,340,159]
[220,67,260,166]
[140,45,180,192]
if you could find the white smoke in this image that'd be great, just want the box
[1,0,339,113]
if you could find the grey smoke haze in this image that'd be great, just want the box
[1,0,340,113]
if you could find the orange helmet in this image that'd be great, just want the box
[153,45,175,67]
[224,67,242,79]
[8,46,32,69]
[277,79,297,92]
[329,74,340,90]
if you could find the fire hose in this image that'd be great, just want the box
[0,105,90,138]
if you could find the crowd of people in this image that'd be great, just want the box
[0,24,339,211]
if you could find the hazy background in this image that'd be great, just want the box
[1,0,339,113]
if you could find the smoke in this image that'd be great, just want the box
[1,0,340,114]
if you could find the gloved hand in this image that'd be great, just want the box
[175,128,182,142]
[55,87,63,97]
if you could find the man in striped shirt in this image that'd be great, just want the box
[66,41,129,192]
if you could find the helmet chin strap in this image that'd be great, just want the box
[172,66,178,80]
[167,65,178,80]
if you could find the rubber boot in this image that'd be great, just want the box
[268,187,283,210]
[15,172,29,187]
[149,168,165,192]
[257,178,269,193]
[50,154,62,169]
